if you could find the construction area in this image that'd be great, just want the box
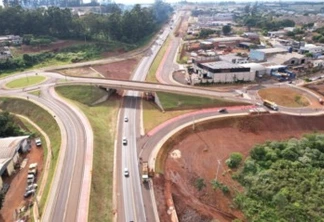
[154,114,324,222]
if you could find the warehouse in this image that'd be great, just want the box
[241,63,267,77]
[192,60,254,83]
[0,136,30,188]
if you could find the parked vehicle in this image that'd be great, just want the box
[24,189,36,198]
[29,163,38,170]
[124,117,128,122]
[28,169,37,176]
[26,183,38,192]
[27,177,35,185]
[35,138,42,146]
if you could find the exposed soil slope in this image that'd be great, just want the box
[155,114,324,222]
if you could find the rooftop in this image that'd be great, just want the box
[200,61,245,70]
[267,52,305,65]
[0,136,29,172]
[208,36,248,43]
[254,47,288,54]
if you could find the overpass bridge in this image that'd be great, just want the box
[56,77,254,104]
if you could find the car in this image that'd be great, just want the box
[124,117,128,122]
[27,177,35,185]
[218,108,228,113]
[122,137,127,146]
[26,183,38,192]
[27,174,35,180]
[124,168,129,177]
[28,169,37,176]
[29,163,38,171]
[24,189,36,198]
[35,138,42,146]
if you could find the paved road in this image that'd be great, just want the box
[116,21,172,222]
[0,84,93,221]
[0,78,93,222]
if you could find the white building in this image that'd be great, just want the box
[0,136,30,188]
[299,44,324,55]
[193,60,254,83]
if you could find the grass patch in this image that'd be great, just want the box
[0,98,61,214]
[55,85,108,106]
[29,90,41,97]
[157,92,248,111]
[143,100,194,133]
[259,87,310,107]
[6,76,46,88]
[55,86,120,222]
[146,37,171,82]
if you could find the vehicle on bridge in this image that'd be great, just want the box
[263,100,278,111]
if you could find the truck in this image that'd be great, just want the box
[142,162,149,183]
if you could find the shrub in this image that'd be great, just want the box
[226,152,243,168]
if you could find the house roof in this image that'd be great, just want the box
[255,47,288,54]
[267,52,305,65]
[0,136,29,174]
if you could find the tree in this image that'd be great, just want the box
[0,111,22,137]
[226,152,243,168]
[194,178,206,191]
[222,25,231,35]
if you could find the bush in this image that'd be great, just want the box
[194,178,206,191]
[226,152,243,168]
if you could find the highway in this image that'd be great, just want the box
[0,9,323,222]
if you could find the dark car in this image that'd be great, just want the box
[218,108,228,113]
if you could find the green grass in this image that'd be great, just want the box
[55,85,108,106]
[156,92,248,111]
[6,76,46,88]
[146,36,171,82]
[29,90,41,97]
[0,98,61,214]
[143,100,194,133]
[55,85,120,222]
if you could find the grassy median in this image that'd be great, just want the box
[146,37,171,82]
[0,98,60,213]
[6,76,46,88]
[56,85,119,222]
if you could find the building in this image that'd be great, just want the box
[208,36,250,48]
[312,59,324,68]
[268,31,287,38]
[299,44,324,55]
[0,136,30,188]
[192,60,254,83]
[0,46,11,60]
[249,48,288,62]
[242,32,260,42]
[241,63,267,77]
[267,52,307,66]
[0,35,22,46]
[220,54,249,64]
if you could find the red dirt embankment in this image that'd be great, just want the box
[154,114,324,222]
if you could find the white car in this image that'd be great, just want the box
[35,138,42,146]
[29,163,38,170]
[26,183,38,192]
[124,168,129,177]
[122,137,127,146]
[124,117,128,122]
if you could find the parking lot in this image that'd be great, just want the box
[0,140,43,221]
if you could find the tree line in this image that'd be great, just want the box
[233,134,324,221]
[0,1,173,44]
